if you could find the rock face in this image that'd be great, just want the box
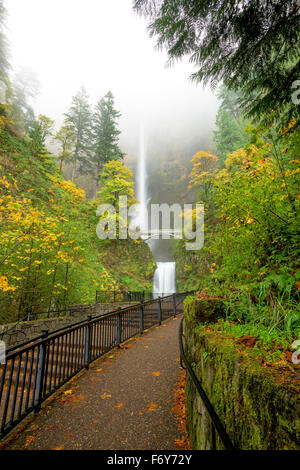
[183,297,300,450]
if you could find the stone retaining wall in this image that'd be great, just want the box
[0,303,135,349]
[184,296,300,450]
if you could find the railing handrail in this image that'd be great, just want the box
[0,305,93,341]
[5,293,181,355]
[95,290,182,304]
[179,316,235,451]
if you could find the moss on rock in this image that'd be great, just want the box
[184,296,226,324]
[184,298,300,450]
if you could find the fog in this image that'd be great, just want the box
[6,0,219,157]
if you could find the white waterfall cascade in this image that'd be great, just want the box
[134,123,148,232]
[153,262,176,297]
[133,123,176,297]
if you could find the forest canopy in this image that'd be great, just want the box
[134,0,300,128]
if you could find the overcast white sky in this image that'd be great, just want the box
[6,0,219,151]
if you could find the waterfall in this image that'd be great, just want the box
[135,123,148,231]
[153,262,176,297]
[134,123,176,297]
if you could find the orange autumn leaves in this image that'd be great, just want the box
[0,134,126,318]
[147,403,159,411]
[152,371,161,377]
[0,175,85,299]
[172,371,191,450]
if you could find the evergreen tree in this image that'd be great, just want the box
[217,85,246,122]
[0,0,9,85]
[213,85,249,166]
[0,0,10,117]
[64,87,92,181]
[28,115,54,158]
[92,91,124,179]
[213,108,249,167]
[0,6,38,136]
[134,0,300,127]
[10,68,40,135]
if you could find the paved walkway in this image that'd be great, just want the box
[4,315,184,450]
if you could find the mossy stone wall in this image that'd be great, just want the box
[184,296,300,450]
[0,302,135,348]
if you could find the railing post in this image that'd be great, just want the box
[34,329,49,411]
[95,291,98,304]
[84,315,92,369]
[139,302,144,334]
[117,307,121,347]
[158,296,162,325]
[173,293,177,317]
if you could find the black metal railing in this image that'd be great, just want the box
[0,293,187,440]
[0,306,93,340]
[95,291,168,303]
[179,317,235,450]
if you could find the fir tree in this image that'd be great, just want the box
[213,108,249,167]
[0,0,9,86]
[64,87,92,181]
[213,85,249,166]
[10,68,40,134]
[91,91,124,179]
[0,0,10,118]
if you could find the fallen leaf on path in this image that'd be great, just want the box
[64,390,73,396]
[93,419,100,424]
[147,403,159,411]
[24,435,35,448]
[114,403,124,409]
[152,371,161,376]
[175,437,188,449]
[172,371,192,450]
[101,392,111,399]
[64,433,72,440]
[53,444,65,450]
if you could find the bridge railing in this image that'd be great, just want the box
[0,293,188,440]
